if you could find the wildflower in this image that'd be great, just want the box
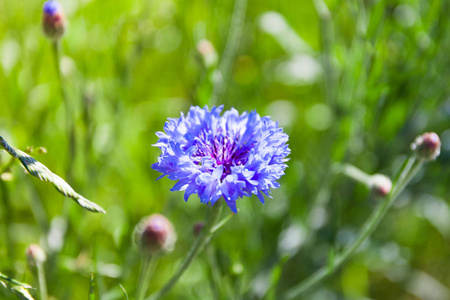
[26,244,46,267]
[42,1,66,41]
[134,214,177,254]
[152,105,290,213]
[411,132,441,161]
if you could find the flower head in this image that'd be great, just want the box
[152,105,290,213]
[26,244,46,267]
[411,132,441,161]
[134,214,177,254]
[42,1,66,40]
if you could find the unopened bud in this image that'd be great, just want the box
[42,1,66,41]
[370,174,392,197]
[196,39,218,69]
[193,222,204,236]
[26,244,46,267]
[0,172,13,181]
[134,214,177,254]
[37,147,48,154]
[411,132,441,161]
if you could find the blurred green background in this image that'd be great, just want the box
[0,0,449,299]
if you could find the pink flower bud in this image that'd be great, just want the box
[134,214,177,254]
[411,132,441,161]
[42,1,66,41]
[369,174,392,197]
[26,244,46,267]
[196,40,218,68]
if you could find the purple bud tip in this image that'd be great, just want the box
[193,222,204,236]
[43,1,61,16]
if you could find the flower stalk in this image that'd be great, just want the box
[282,155,425,299]
[51,41,76,184]
[37,263,48,300]
[149,202,223,300]
[136,254,156,300]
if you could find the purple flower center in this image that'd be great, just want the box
[193,130,249,180]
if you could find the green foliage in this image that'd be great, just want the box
[0,0,449,299]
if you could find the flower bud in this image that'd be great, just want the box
[369,174,392,197]
[42,1,66,41]
[193,222,204,236]
[196,39,218,69]
[411,132,441,161]
[134,214,177,254]
[26,244,46,267]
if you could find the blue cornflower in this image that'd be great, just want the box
[43,1,61,16]
[42,1,66,41]
[152,106,290,213]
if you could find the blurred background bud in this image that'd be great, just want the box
[196,39,218,69]
[26,244,46,268]
[42,1,66,41]
[134,214,177,254]
[411,132,441,161]
[193,222,204,236]
[0,172,14,181]
[369,174,392,197]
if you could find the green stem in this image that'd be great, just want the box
[282,156,424,299]
[205,244,222,300]
[52,41,75,185]
[36,263,48,300]
[0,178,14,264]
[209,0,247,106]
[136,254,155,300]
[148,202,223,300]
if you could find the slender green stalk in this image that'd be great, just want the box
[36,263,48,300]
[0,178,14,264]
[313,0,335,106]
[136,254,155,300]
[209,0,248,106]
[282,156,424,299]
[51,41,75,184]
[148,202,223,300]
[205,245,222,300]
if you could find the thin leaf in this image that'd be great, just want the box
[10,286,35,300]
[119,284,129,300]
[0,272,35,300]
[0,136,105,214]
[0,272,32,289]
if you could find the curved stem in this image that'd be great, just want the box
[283,156,424,299]
[149,202,223,300]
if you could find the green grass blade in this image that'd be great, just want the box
[0,136,105,214]
[0,272,35,300]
